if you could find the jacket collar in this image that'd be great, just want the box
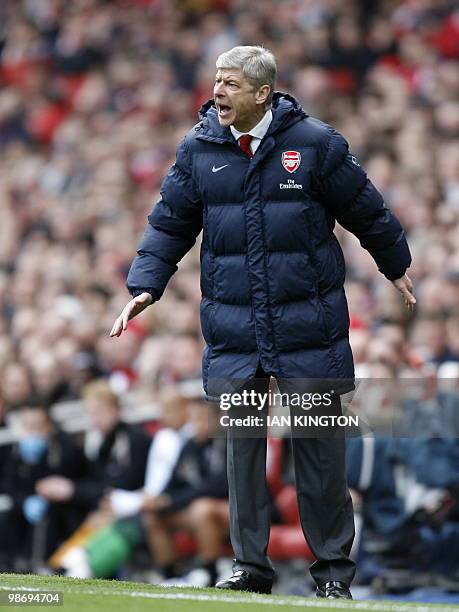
[196,92,308,144]
[230,108,273,143]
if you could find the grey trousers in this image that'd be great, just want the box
[226,365,356,587]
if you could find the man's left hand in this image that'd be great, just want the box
[392,273,416,311]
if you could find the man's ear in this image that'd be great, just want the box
[255,85,271,107]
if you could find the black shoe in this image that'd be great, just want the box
[215,570,272,594]
[316,581,352,599]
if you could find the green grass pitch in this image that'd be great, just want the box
[0,573,457,612]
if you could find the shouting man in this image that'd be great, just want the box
[110,46,415,599]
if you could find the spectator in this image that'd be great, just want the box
[0,399,86,571]
[0,389,11,493]
[55,386,194,579]
[1,363,34,412]
[36,380,151,513]
[143,402,228,587]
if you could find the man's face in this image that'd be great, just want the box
[86,399,120,435]
[213,68,266,131]
[20,408,53,439]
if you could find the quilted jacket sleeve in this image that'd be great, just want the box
[317,127,411,281]
[126,136,203,300]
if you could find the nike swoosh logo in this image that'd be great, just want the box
[212,164,229,173]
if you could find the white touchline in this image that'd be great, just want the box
[0,585,457,612]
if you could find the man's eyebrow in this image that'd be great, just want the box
[216,74,241,82]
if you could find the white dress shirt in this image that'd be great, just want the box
[230,109,273,155]
[143,423,194,495]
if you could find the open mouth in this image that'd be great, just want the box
[217,103,232,118]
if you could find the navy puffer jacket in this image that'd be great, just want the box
[127,93,411,397]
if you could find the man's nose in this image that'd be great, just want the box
[214,82,224,97]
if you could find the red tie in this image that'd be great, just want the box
[239,134,253,159]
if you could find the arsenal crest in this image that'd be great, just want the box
[282,151,301,173]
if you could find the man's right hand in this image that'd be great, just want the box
[391,273,416,311]
[36,476,74,502]
[109,292,153,337]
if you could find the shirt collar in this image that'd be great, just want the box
[230,109,273,142]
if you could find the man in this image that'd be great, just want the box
[37,379,150,512]
[143,401,228,588]
[110,46,415,598]
[52,387,193,579]
[0,400,86,571]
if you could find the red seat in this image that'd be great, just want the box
[173,514,315,562]
[275,485,300,525]
[268,525,314,560]
[172,438,315,562]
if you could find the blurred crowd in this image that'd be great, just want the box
[1,0,459,594]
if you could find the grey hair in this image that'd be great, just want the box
[216,45,277,108]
